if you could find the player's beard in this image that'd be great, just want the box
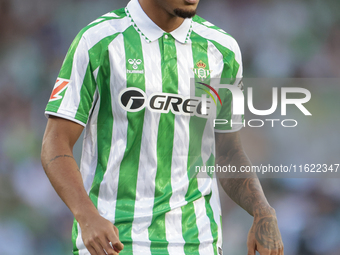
[174,8,196,18]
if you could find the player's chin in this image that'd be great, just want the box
[174,8,197,18]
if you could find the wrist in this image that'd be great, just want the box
[73,206,100,226]
[253,204,276,218]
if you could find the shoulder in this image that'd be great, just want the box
[191,15,241,57]
[72,8,131,50]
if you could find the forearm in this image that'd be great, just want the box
[216,134,272,216]
[41,117,124,254]
[41,136,99,223]
[215,132,283,253]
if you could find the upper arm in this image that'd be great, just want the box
[215,131,244,162]
[42,116,84,154]
[215,130,252,180]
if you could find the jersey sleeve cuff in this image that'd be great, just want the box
[214,124,243,133]
[45,111,87,127]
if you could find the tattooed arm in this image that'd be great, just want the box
[215,131,284,255]
[41,116,123,255]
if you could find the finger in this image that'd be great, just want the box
[109,226,124,252]
[91,239,107,255]
[112,240,124,252]
[113,225,119,237]
[109,241,122,254]
[86,245,98,255]
[100,238,118,255]
[247,244,256,255]
[247,239,256,255]
[247,249,256,255]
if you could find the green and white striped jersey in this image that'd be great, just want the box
[45,0,243,254]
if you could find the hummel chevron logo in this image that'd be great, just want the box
[49,78,70,102]
[127,59,144,74]
[128,59,142,69]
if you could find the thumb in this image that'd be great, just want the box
[247,247,256,255]
[247,240,256,255]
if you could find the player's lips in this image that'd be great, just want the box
[184,0,198,4]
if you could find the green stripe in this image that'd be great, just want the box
[204,192,219,255]
[114,26,145,255]
[211,41,240,130]
[88,47,114,206]
[148,33,178,255]
[72,219,79,255]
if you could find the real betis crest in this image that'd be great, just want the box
[193,60,212,81]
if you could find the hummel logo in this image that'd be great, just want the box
[128,59,142,69]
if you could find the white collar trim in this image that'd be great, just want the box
[126,0,193,43]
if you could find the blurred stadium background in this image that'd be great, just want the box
[0,0,340,254]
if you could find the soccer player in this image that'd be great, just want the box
[41,0,284,255]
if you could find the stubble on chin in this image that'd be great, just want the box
[174,8,196,18]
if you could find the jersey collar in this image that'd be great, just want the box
[126,0,193,44]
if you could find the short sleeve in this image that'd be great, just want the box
[45,33,97,127]
[214,40,244,133]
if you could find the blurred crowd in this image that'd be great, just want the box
[0,0,339,254]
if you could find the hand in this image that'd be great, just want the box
[78,212,124,255]
[247,207,284,255]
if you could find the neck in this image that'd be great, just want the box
[138,0,185,32]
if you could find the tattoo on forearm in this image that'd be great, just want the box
[216,133,283,250]
[216,133,268,216]
[255,216,282,249]
[223,178,266,215]
[46,154,75,168]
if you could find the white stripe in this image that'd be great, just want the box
[193,194,215,255]
[81,67,100,193]
[75,92,100,254]
[80,91,100,193]
[102,12,119,18]
[97,34,128,222]
[84,16,130,49]
[76,223,87,254]
[207,40,224,80]
[200,40,223,166]
[131,38,163,255]
[75,54,101,255]
[88,18,105,25]
[202,21,214,27]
